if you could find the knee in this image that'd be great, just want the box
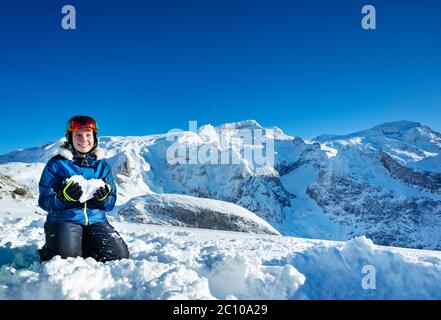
[43,222,83,260]
[41,242,82,261]
[82,222,130,262]
[101,240,129,262]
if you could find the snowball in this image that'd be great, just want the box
[67,175,106,203]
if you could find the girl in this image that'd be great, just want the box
[38,115,129,262]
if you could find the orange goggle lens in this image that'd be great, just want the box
[66,117,98,134]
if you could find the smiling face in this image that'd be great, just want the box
[72,128,95,154]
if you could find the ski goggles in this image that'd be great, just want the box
[65,116,99,134]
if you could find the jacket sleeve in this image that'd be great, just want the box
[38,158,70,212]
[95,161,117,211]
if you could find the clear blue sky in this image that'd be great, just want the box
[0,0,440,154]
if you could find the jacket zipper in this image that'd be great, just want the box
[84,201,89,225]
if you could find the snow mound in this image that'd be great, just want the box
[290,236,441,299]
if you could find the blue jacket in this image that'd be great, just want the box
[38,142,117,225]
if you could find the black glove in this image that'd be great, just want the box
[58,180,83,203]
[93,184,111,202]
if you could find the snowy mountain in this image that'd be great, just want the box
[310,120,441,249]
[1,120,441,250]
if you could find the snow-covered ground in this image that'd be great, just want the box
[1,213,441,300]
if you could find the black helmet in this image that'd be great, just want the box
[65,115,99,149]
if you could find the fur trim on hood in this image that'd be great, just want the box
[57,138,106,161]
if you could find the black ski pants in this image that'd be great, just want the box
[40,221,129,262]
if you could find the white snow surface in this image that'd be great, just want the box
[1,213,441,300]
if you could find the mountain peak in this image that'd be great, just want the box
[371,120,423,134]
[314,120,434,142]
[217,120,263,131]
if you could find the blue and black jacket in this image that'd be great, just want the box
[38,141,117,225]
